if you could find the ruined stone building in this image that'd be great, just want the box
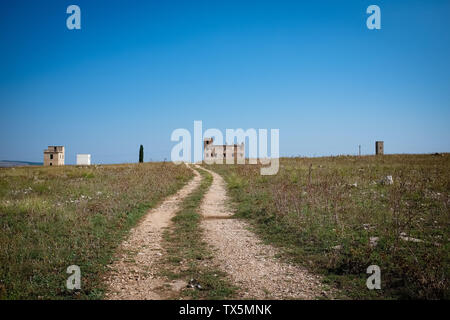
[43,146,65,166]
[203,138,244,163]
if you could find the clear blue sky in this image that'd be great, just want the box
[1,0,449,164]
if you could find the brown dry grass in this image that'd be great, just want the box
[206,154,450,299]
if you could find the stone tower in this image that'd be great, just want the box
[375,141,384,155]
[43,146,65,166]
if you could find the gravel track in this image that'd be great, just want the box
[103,164,323,300]
[103,167,201,300]
[198,165,323,299]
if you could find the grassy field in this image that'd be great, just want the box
[205,154,450,299]
[0,163,193,299]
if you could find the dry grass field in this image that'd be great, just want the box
[205,154,450,299]
[1,155,448,300]
[0,163,193,299]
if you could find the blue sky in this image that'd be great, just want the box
[1,0,449,164]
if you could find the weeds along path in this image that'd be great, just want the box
[103,165,201,300]
[198,165,323,299]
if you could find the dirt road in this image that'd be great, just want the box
[103,167,201,299]
[104,164,322,299]
[198,165,323,299]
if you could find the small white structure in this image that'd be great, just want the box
[76,154,91,166]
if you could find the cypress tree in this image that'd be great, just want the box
[139,145,144,163]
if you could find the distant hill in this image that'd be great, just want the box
[0,160,43,168]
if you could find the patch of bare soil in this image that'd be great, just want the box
[103,166,201,300]
[198,166,324,299]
